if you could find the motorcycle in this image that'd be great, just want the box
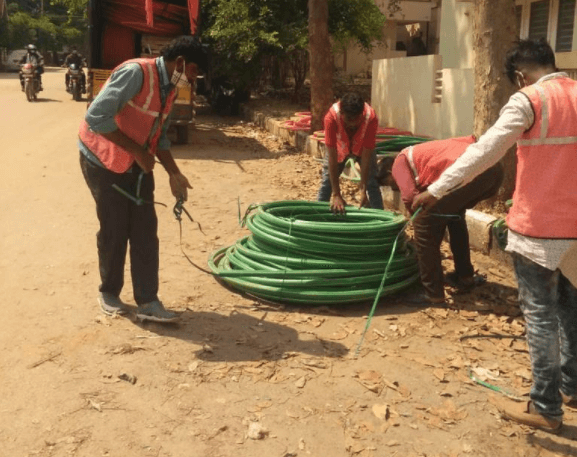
[21,63,39,102]
[67,63,85,101]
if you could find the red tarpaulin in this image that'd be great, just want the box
[103,0,200,35]
[145,0,154,27]
[188,0,199,34]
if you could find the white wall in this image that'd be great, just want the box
[372,55,474,139]
[438,0,474,69]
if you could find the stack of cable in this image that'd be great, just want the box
[209,201,419,305]
[375,135,434,159]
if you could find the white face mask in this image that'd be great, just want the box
[171,61,191,89]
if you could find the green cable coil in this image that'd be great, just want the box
[208,201,420,305]
[375,136,434,154]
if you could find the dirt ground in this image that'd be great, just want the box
[1,69,576,457]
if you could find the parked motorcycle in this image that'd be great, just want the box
[21,63,39,102]
[67,63,85,101]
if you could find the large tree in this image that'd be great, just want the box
[473,0,518,203]
[199,0,386,102]
[308,0,332,132]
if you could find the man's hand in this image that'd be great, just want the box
[331,194,347,215]
[169,172,192,201]
[134,149,155,173]
[412,190,438,213]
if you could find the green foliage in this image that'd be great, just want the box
[199,0,386,91]
[329,0,387,52]
[1,0,87,51]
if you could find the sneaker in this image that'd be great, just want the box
[136,300,179,323]
[98,292,129,316]
[498,400,562,433]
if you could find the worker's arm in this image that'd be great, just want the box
[358,116,379,208]
[327,146,346,213]
[323,111,347,213]
[358,146,373,208]
[414,92,533,211]
[85,63,155,172]
[156,149,192,201]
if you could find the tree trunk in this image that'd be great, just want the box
[473,0,518,203]
[308,0,333,133]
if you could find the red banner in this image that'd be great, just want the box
[145,0,154,27]
[188,0,199,34]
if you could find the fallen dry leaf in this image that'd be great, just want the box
[372,404,390,420]
[433,368,446,382]
[328,330,348,341]
[355,370,382,393]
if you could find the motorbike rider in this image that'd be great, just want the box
[63,48,86,93]
[19,44,44,91]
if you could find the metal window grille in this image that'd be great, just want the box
[556,0,576,51]
[528,0,550,40]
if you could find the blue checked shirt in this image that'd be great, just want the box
[79,56,173,168]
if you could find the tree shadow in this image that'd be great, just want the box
[169,117,288,164]
[130,309,349,363]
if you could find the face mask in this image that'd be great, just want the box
[171,61,191,89]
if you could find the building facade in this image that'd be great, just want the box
[371,0,577,139]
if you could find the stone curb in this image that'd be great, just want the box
[240,103,512,268]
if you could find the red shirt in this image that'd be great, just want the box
[392,135,476,209]
[324,103,378,162]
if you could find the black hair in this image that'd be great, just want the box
[161,36,208,72]
[376,156,396,187]
[340,92,365,117]
[504,38,556,84]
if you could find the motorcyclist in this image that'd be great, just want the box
[63,48,86,93]
[19,44,44,91]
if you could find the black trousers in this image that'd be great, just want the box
[80,153,159,305]
[413,164,504,299]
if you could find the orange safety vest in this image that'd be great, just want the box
[78,58,177,174]
[330,102,376,163]
[507,76,577,239]
[401,135,476,189]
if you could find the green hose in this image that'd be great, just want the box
[208,201,419,305]
[375,136,434,154]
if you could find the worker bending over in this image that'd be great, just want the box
[379,136,503,304]
[318,92,384,213]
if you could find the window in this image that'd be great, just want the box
[516,5,524,36]
[556,0,576,51]
[528,0,550,40]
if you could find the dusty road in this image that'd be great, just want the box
[0,69,575,457]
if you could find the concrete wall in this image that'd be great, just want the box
[438,0,474,69]
[372,55,474,138]
[334,22,403,77]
